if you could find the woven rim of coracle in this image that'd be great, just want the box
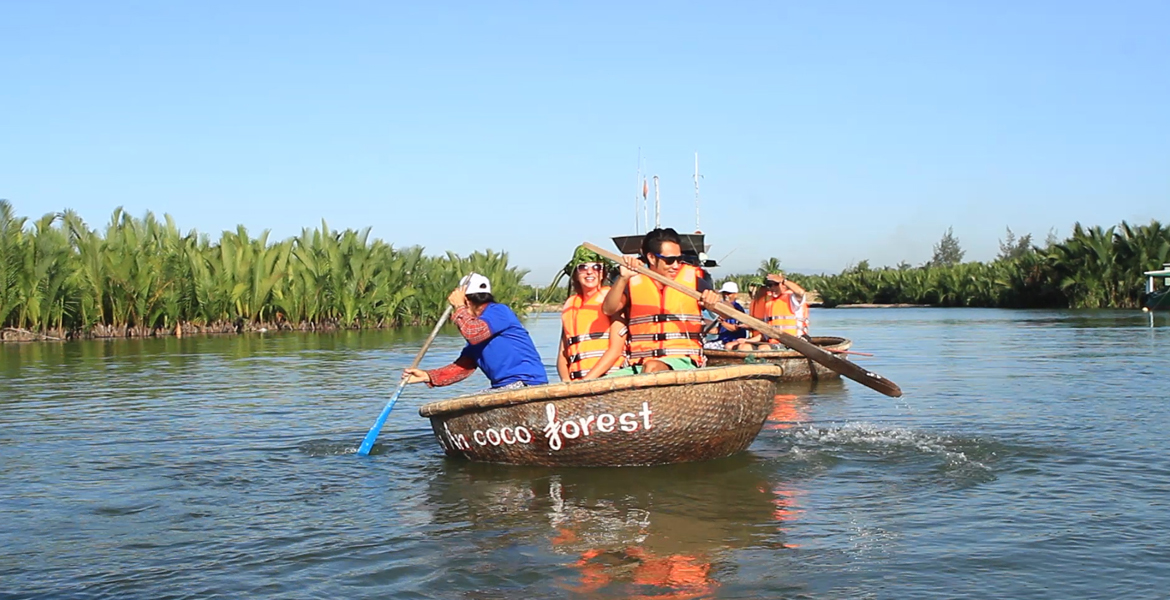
[705,336,852,360]
[418,364,784,417]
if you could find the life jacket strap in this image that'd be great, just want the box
[566,350,608,364]
[565,331,609,345]
[629,313,705,326]
[628,332,704,342]
[630,348,702,359]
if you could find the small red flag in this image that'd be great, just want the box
[642,178,648,199]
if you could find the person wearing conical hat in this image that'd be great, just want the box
[404,274,548,390]
[555,246,629,381]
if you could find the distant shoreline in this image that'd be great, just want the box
[833,303,930,309]
[525,303,564,313]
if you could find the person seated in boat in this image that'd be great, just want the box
[602,227,721,374]
[743,272,809,350]
[556,246,630,381]
[713,281,753,350]
[404,274,548,390]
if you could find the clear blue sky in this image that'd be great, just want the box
[3,1,1167,282]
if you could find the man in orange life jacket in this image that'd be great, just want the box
[602,228,721,374]
[744,271,810,350]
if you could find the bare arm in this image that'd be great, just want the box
[782,278,807,297]
[602,257,638,317]
[556,329,570,382]
[582,319,628,380]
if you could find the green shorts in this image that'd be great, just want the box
[604,357,699,377]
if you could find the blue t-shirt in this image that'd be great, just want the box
[458,303,549,388]
[717,300,748,343]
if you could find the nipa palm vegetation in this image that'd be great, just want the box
[0,202,530,339]
[716,220,1170,309]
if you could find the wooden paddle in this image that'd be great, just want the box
[356,280,464,455]
[584,242,903,398]
[700,306,747,341]
[700,315,722,337]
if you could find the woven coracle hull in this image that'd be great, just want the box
[705,336,852,381]
[418,365,783,467]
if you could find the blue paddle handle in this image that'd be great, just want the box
[355,302,458,456]
[356,378,409,456]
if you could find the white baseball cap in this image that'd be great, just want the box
[719,281,739,294]
[460,273,492,294]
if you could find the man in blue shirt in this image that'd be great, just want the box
[713,281,751,350]
[404,274,548,390]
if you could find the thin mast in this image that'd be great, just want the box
[653,175,661,229]
[642,175,648,233]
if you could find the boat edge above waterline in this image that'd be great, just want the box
[418,365,784,467]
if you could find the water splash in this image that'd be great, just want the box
[787,422,998,487]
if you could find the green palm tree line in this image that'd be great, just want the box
[0,201,531,337]
[715,220,1169,309]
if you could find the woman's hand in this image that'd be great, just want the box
[447,287,467,309]
[402,368,431,385]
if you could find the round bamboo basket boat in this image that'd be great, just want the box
[418,364,784,467]
[704,336,852,381]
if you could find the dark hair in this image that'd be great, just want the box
[466,292,495,305]
[641,227,682,257]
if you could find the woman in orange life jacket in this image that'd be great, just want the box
[556,247,630,381]
[602,228,722,374]
[743,271,810,350]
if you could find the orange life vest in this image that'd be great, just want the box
[751,290,809,340]
[627,264,704,364]
[561,287,627,380]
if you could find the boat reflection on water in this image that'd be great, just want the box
[767,394,806,431]
[762,392,813,542]
[426,453,808,597]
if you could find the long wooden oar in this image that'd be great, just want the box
[356,303,456,456]
[700,315,722,337]
[584,242,903,398]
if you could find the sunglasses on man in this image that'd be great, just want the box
[652,253,683,265]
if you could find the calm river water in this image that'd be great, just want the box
[2,308,1168,599]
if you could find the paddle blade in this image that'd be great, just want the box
[356,379,409,456]
[356,302,456,457]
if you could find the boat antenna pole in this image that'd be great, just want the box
[653,174,661,229]
[642,175,648,233]
[693,152,702,232]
